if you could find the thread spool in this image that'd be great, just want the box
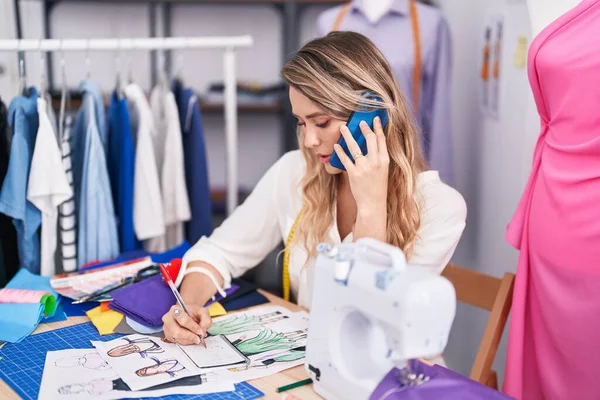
[0,288,57,316]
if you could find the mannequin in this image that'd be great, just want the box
[315,0,455,185]
[527,0,580,37]
[505,1,600,399]
[356,0,395,24]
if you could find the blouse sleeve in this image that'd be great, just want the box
[177,153,294,288]
[409,176,467,274]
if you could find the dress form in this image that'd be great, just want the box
[506,1,600,399]
[527,0,580,37]
[356,0,394,24]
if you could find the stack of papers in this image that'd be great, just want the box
[38,348,234,399]
[0,269,63,343]
[38,305,309,399]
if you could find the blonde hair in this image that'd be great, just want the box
[281,31,427,262]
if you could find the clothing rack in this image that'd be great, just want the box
[0,36,253,216]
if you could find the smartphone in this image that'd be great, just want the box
[329,92,389,171]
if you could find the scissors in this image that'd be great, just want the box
[72,265,161,304]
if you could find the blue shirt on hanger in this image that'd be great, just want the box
[107,92,139,252]
[0,88,41,274]
[72,80,119,267]
[172,80,213,244]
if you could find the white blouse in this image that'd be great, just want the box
[179,150,467,310]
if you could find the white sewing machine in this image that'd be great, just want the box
[305,238,456,400]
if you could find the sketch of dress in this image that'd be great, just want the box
[57,378,117,396]
[227,347,306,372]
[54,352,110,370]
[135,357,185,378]
[234,329,307,356]
[107,337,164,358]
[57,373,217,396]
[208,311,289,336]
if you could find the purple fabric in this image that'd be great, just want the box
[369,360,515,400]
[108,275,239,327]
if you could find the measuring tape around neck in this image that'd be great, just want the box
[282,210,303,302]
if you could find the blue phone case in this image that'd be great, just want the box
[329,93,389,171]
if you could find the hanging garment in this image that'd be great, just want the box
[71,80,119,267]
[27,97,72,277]
[0,88,41,274]
[504,1,600,399]
[124,83,166,250]
[172,79,212,244]
[316,0,454,184]
[57,116,77,272]
[44,93,59,142]
[149,86,191,251]
[107,92,139,252]
[0,97,20,286]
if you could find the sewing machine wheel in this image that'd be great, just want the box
[331,309,391,387]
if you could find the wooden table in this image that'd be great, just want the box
[0,290,322,400]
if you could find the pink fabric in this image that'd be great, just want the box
[504,1,600,399]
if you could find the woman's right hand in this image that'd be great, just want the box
[162,304,213,345]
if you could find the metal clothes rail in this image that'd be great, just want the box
[0,36,254,216]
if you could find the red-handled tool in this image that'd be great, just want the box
[159,260,207,349]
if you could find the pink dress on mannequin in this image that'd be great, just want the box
[504,1,600,399]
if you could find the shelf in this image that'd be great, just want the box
[49,94,282,114]
[201,102,282,113]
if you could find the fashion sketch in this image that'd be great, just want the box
[227,347,306,372]
[57,373,217,396]
[107,336,164,358]
[233,329,307,357]
[208,311,289,336]
[54,352,110,370]
[135,357,185,378]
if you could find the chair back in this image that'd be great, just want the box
[441,263,515,388]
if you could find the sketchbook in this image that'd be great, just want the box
[92,334,249,391]
[184,335,250,369]
[207,306,311,383]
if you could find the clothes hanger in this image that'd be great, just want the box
[126,40,134,85]
[157,42,169,119]
[158,38,169,94]
[114,39,124,98]
[85,39,91,80]
[58,40,71,142]
[173,37,187,85]
[17,53,28,96]
[39,39,47,99]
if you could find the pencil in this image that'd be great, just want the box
[276,378,313,393]
[159,263,207,349]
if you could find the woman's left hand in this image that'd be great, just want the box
[333,116,389,214]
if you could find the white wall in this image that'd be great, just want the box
[438,0,536,386]
[0,1,18,96]
[1,0,541,387]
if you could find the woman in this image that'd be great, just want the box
[162,31,467,349]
